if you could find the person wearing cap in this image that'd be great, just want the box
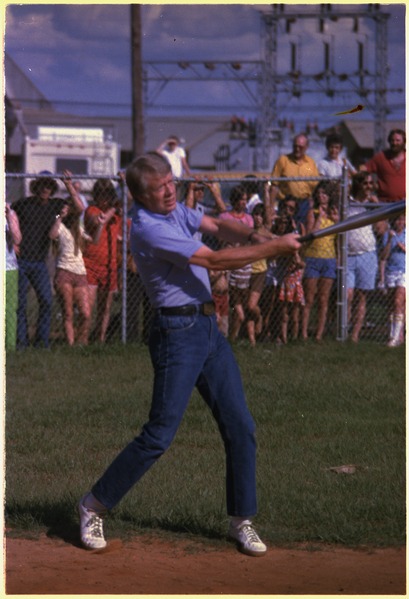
[12,171,84,349]
[156,135,191,179]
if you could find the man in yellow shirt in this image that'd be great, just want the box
[270,133,319,224]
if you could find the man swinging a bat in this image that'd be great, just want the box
[78,151,300,556]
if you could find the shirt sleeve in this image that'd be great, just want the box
[134,206,204,270]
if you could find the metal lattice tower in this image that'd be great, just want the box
[256,4,391,169]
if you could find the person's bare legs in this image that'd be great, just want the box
[315,278,334,341]
[229,288,247,342]
[291,303,300,340]
[301,277,318,340]
[247,290,262,346]
[280,303,289,344]
[348,288,366,343]
[74,286,91,345]
[56,284,75,346]
[95,288,115,343]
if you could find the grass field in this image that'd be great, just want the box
[5,339,406,548]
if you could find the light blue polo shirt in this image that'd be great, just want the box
[130,202,213,308]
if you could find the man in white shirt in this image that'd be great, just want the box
[157,135,191,179]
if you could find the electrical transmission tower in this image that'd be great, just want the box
[142,4,397,170]
[256,4,391,169]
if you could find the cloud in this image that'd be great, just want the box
[54,5,130,40]
[142,5,261,60]
[4,3,404,119]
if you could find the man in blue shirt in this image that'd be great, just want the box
[79,152,301,557]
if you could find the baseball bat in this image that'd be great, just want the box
[298,200,406,243]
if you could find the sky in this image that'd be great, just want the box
[4,3,406,130]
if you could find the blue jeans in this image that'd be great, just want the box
[17,259,52,348]
[92,311,258,517]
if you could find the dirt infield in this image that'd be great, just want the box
[5,534,406,594]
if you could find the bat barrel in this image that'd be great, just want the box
[298,200,406,243]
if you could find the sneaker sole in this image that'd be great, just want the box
[229,535,267,557]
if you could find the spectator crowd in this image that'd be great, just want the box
[5,129,406,351]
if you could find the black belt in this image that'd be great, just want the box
[157,302,215,316]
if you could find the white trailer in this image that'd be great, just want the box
[23,126,121,195]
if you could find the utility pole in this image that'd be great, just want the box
[131,4,144,157]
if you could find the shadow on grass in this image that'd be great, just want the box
[6,500,226,548]
[6,499,82,548]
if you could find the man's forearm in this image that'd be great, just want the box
[191,234,300,271]
[211,218,254,245]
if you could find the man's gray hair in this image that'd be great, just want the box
[126,152,171,200]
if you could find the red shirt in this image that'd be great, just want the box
[365,151,406,202]
[83,205,122,270]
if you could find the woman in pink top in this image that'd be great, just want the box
[219,186,253,342]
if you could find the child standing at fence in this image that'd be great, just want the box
[209,269,229,337]
[246,203,273,346]
[218,186,254,342]
[278,254,305,344]
[275,214,305,344]
[380,214,406,347]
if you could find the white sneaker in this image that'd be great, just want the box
[79,495,107,550]
[228,521,267,557]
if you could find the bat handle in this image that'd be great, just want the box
[297,233,314,243]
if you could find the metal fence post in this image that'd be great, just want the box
[121,182,128,344]
[336,166,349,341]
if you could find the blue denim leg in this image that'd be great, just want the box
[17,260,52,348]
[32,262,52,347]
[92,312,257,517]
[16,260,31,348]
[196,327,257,517]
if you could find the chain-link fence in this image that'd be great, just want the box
[5,172,405,350]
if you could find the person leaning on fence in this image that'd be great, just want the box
[218,185,254,342]
[271,213,304,345]
[49,171,101,346]
[82,179,123,343]
[301,181,339,343]
[12,171,69,349]
[78,151,301,557]
[380,213,406,347]
[346,172,379,343]
[209,267,230,337]
[270,133,319,226]
[5,202,22,351]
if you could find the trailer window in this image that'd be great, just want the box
[56,158,88,174]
